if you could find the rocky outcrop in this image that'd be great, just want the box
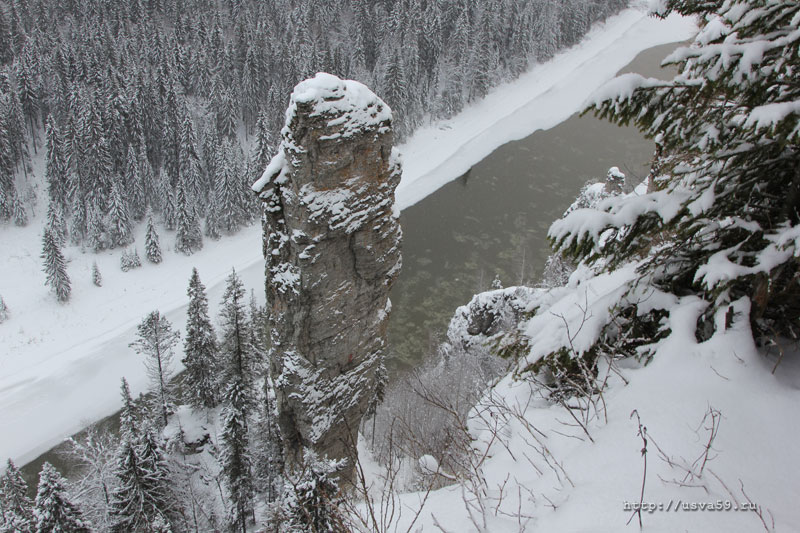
[253,73,402,480]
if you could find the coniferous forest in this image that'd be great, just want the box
[3,0,800,531]
[0,0,626,262]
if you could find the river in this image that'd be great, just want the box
[20,43,679,487]
[387,43,679,370]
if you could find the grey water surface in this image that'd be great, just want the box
[387,43,680,370]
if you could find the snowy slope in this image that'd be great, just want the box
[0,6,696,467]
[383,271,800,532]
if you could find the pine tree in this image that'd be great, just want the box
[281,451,346,533]
[92,262,102,287]
[12,191,27,226]
[130,311,179,427]
[41,229,70,303]
[179,114,202,213]
[253,376,283,504]
[107,177,134,248]
[174,180,202,255]
[0,295,8,323]
[218,268,253,395]
[125,146,146,221]
[120,248,142,272]
[45,198,67,246]
[182,268,219,409]
[145,214,163,264]
[0,459,34,533]
[252,110,274,176]
[86,199,110,252]
[204,202,221,241]
[555,0,800,340]
[220,377,253,533]
[109,428,179,532]
[162,182,177,232]
[44,119,69,215]
[33,463,90,533]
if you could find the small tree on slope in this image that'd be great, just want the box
[41,228,70,303]
[0,459,34,533]
[33,463,90,533]
[182,268,219,409]
[551,0,800,341]
[109,379,181,532]
[145,214,163,264]
[130,311,179,427]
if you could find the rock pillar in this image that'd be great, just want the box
[253,73,402,480]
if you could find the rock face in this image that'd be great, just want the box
[253,73,402,479]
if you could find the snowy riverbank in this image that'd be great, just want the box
[0,6,696,467]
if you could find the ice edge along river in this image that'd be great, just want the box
[0,6,697,466]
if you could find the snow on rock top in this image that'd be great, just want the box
[253,73,392,195]
[288,72,392,141]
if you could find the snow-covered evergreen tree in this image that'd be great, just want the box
[45,198,67,246]
[120,248,142,272]
[130,311,179,427]
[220,377,254,533]
[182,268,219,409]
[218,268,254,396]
[0,459,34,533]
[280,451,346,533]
[174,181,202,255]
[33,462,90,533]
[110,428,180,532]
[107,177,134,248]
[41,228,70,303]
[145,214,163,264]
[253,376,284,504]
[0,295,8,323]
[91,262,102,287]
[204,203,221,241]
[44,119,69,216]
[12,191,27,226]
[555,0,800,341]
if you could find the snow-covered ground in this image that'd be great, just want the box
[0,6,696,467]
[378,272,800,531]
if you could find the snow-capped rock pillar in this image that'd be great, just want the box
[253,73,402,481]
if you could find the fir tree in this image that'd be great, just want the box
[109,429,179,532]
[218,268,253,396]
[120,248,142,272]
[145,215,163,264]
[174,181,202,255]
[12,191,27,226]
[33,462,90,533]
[107,177,134,248]
[281,451,346,533]
[44,119,68,215]
[86,200,109,252]
[252,111,274,176]
[253,376,283,504]
[91,262,102,287]
[0,459,34,533]
[555,0,800,341]
[130,311,179,427]
[220,377,253,533]
[0,295,8,323]
[45,198,67,246]
[204,198,221,241]
[182,268,219,409]
[162,183,177,232]
[41,229,70,303]
[125,146,146,221]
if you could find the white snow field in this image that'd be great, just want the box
[0,6,696,467]
[381,275,800,532]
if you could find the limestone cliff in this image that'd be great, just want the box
[253,73,402,479]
